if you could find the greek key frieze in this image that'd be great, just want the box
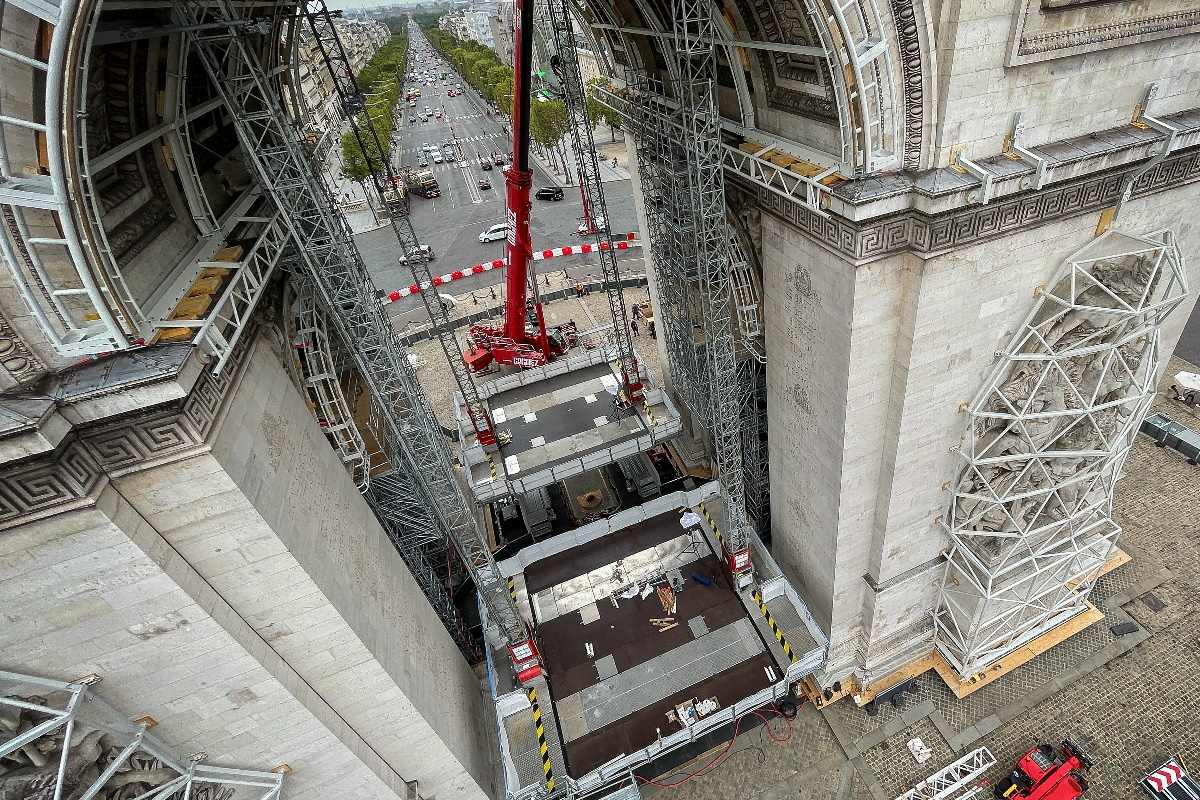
[760,148,1200,261]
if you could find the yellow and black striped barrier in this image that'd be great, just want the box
[508,576,518,606]
[698,503,725,549]
[526,687,554,790]
[752,589,798,664]
[488,455,498,482]
[642,401,657,425]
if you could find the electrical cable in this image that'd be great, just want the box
[634,699,805,788]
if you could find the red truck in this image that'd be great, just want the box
[994,741,1093,800]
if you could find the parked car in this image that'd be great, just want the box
[479,223,507,243]
[397,244,434,264]
[479,179,492,190]
[535,186,564,201]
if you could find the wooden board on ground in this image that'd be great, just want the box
[852,602,1106,704]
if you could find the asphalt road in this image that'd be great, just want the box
[355,33,643,317]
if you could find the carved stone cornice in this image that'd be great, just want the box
[1007,0,1200,66]
[756,145,1200,263]
[0,331,254,529]
[0,307,46,388]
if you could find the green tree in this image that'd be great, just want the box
[586,78,622,142]
[529,99,571,173]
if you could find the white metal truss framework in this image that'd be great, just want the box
[893,747,996,800]
[0,670,283,800]
[170,0,525,655]
[592,83,834,219]
[540,0,641,395]
[0,0,131,357]
[0,0,279,366]
[934,229,1187,676]
[163,204,289,374]
[802,0,897,173]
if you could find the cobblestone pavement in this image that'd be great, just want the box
[621,354,1200,800]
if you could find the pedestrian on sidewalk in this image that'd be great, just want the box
[575,281,584,297]
[631,318,640,336]
[648,319,656,339]
[632,302,645,320]
[612,157,618,169]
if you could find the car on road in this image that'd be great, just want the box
[492,151,506,165]
[434,111,442,119]
[397,244,434,264]
[432,152,443,164]
[479,158,492,170]
[417,155,428,167]
[444,151,455,162]
[409,115,415,122]
[535,186,564,201]
[479,223,507,243]
[478,179,492,190]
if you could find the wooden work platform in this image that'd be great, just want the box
[847,548,1129,703]
[851,602,1106,705]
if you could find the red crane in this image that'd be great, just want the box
[463,0,574,372]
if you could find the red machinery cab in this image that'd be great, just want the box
[994,741,1093,800]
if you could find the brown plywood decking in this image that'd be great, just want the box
[524,508,698,594]
[540,554,737,698]
[561,652,777,778]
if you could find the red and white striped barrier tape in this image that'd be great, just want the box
[385,233,638,302]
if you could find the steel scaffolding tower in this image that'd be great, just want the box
[302,4,500,449]
[603,0,757,567]
[933,229,1187,676]
[172,0,525,657]
[540,0,641,397]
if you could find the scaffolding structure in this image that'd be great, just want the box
[611,0,766,561]
[540,0,639,396]
[0,670,284,800]
[934,229,1187,676]
[171,0,525,658]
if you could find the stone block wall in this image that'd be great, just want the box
[761,180,1200,681]
[929,0,1200,165]
[0,331,497,800]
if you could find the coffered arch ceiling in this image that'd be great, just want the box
[574,0,934,173]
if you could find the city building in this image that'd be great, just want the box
[1,0,1198,799]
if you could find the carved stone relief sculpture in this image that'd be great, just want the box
[0,672,281,800]
[933,229,1187,676]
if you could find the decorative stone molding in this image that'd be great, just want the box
[891,0,926,171]
[0,332,253,529]
[757,146,1200,263]
[0,308,46,386]
[1007,0,1200,65]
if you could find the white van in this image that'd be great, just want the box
[479,223,507,243]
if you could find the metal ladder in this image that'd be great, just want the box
[292,282,372,491]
